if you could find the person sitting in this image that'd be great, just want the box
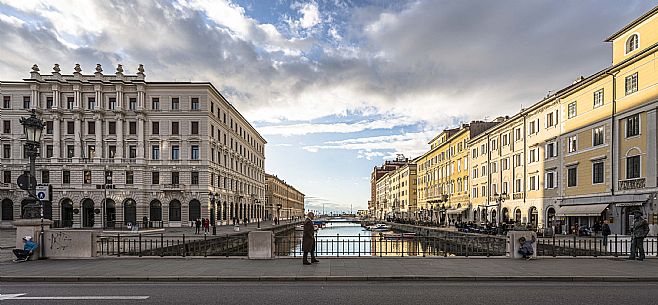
[517,236,536,260]
[13,236,38,262]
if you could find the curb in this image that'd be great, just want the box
[2,276,658,282]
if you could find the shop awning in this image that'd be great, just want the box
[556,204,609,217]
[447,207,468,215]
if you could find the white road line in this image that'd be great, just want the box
[0,294,149,300]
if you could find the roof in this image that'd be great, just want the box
[605,6,658,42]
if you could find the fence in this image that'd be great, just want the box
[536,235,658,257]
[96,233,248,257]
[51,220,164,230]
[275,233,507,257]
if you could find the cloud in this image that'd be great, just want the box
[257,116,418,136]
[302,131,437,160]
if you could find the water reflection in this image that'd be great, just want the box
[275,221,449,257]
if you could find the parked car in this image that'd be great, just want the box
[578,225,592,236]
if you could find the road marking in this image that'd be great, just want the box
[0,294,149,300]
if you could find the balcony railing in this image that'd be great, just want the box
[513,193,524,200]
[618,178,646,190]
[163,184,186,190]
[0,182,13,190]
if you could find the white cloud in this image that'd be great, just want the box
[298,2,321,29]
[257,116,417,136]
[302,131,436,160]
[0,12,24,27]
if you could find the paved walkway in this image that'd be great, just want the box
[1,257,656,282]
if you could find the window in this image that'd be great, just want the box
[126,171,134,185]
[626,156,641,179]
[152,122,159,135]
[472,168,478,178]
[2,120,9,133]
[626,114,640,137]
[46,97,53,109]
[593,89,604,108]
[151,97,159,110]
[171,172,180,185]
[67,97,74,109]
[152,172,159,185]
[84,170,92,184]
[87,121,95,135]
[129,98,137,110]
[151,145,160,160]
[568,136,577,153]
[472,148,478,158]
[171,98,179,110]
[545,171,556,189]
[67,121,74,135]
[87,97,95,110]
[625,73,638,95]
[2,96,9,108]
[502,133,509,146]
[108,122,116,135]
[626,34,639,54]
[191,122,199,135]
[3,171,10,183]
[529,148,538,163]
[129,145,137,158]
[171,145,179,160]
[529,175,538,191]
[490,139,497,150]
[108,145,116,158]
[593,161,604,184]
[108,97,116,110]
[104,171,113,185]
[171,122,179,135]
[545,142,557,159]
[567,166,577,187]
[568,102,577,119]
[515,179,522,193]
[129,122,137,135]
[3,145,10,158]
[514,154,522,167]
[472,187,478,198]
[515,128,521,141]
[46,145,53,158]
[191,171,199,185]
[63,171,70,184]
[191,97,199,110]
[87,145,95,159]
[529,120,537,134]
[66,145,74,158]
[593,126,604,146]
[502,158,509,170]
[23,96,30,109]
[191,145,199,160]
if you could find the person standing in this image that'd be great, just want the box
[601,220,611,247]
[629,211,650,261]
[195,218,201,234]
[302,212,319,265]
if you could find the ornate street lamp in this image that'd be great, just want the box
[255,199,261,229]
[492,192,508,226]
[19,109,45,258]
[209,192,217,235]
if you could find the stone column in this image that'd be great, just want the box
[52,84,60,110]
[52,114,61,159]
[115,85,123,110]
[94,114,102,160]
[73,113,82,160]
[137,114,145,159]
[116,115,124,160]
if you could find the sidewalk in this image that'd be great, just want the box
[1,257,657,282]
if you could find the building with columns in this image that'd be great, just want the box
[0,63,266,228]
[264,174,304,220]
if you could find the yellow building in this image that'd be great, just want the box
[265,174,305,221]
[375,163,417,220]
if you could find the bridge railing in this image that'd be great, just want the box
[96,233,248,257]
[536,235,658,257]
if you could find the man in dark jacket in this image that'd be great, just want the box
[601,220,611,247]
[302,212,319,265]
[629,211,650,261]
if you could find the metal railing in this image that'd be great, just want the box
[536,234,658,257]
[275,233,507,257]
[96,233,248,257]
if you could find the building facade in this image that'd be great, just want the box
[369,154,410,218]
[375,163,417,220]
[264,174,304,220]
[0,64,267,228]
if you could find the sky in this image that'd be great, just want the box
[0,0,656,214]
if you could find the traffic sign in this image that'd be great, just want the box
[36,185,49,201]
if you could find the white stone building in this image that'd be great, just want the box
[0,63,266,229]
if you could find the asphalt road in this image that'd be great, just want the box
[1,282,657,305]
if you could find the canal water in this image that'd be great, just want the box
[275,220,449,257]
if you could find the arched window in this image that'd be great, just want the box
[61,199,73,227]
[1,199,13,221]
[626,34,639,54]
[169,200,181,221]
[515,209,522,223]
[150,200,162,221]
[189,199,201,221]
[123,199,137,225]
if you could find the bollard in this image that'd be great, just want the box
[117,233,121,257]
[138,234,142,257]
[573,235,577,257]
[182,234,186,257]
[614,234,618,257]
[552,234,556,257]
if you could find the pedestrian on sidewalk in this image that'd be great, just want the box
[195,218,201,234]
[628,211,649,261]
[13,236,38,262]
[517,236,536,260]
[302,212,319,265]
[602,220,611,247]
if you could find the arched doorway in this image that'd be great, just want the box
[502,207,510,223]
[481,209,487,222]
[149,200,162,222]
[491,210,497,224]
[547,207,558,234]
[123,199,136,225]
[60,199,73,227]
[169,200,181,222]
[515,209,522,223]
[529,206,538,228]
[623,206,642,235]
[472,209,477,222]
[230,202,235,219]
[188,199,201,221]
[1,199,13,221]
[222,202,227,221]
[82,199,95,228]
[104,199,116,228]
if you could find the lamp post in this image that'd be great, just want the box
[210,192,216,235]
[492,192,508,226]
[102,168,112,230]
[276,203,282,225]
[255,199,261,229]
[19,109,45,258]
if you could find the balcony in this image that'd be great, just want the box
[619,178,646,191]
[513,193,524,200]
[0,182,13,190]
[58,158,73,163]
[162,184,186,191]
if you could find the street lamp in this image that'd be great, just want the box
[103,168,112,230]
[492,192,508,225]
[255,199,261,229]
[276,203,282,225]
[209,192,217,235]
[19,109,45,258]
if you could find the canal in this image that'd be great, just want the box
[275,220,451,257]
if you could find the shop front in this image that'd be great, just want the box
[556,203,609,235]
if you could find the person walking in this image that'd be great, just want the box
[195,218,201,234]
[302,212,319,265]
[601,220,611,247]
[628,211,650,261]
